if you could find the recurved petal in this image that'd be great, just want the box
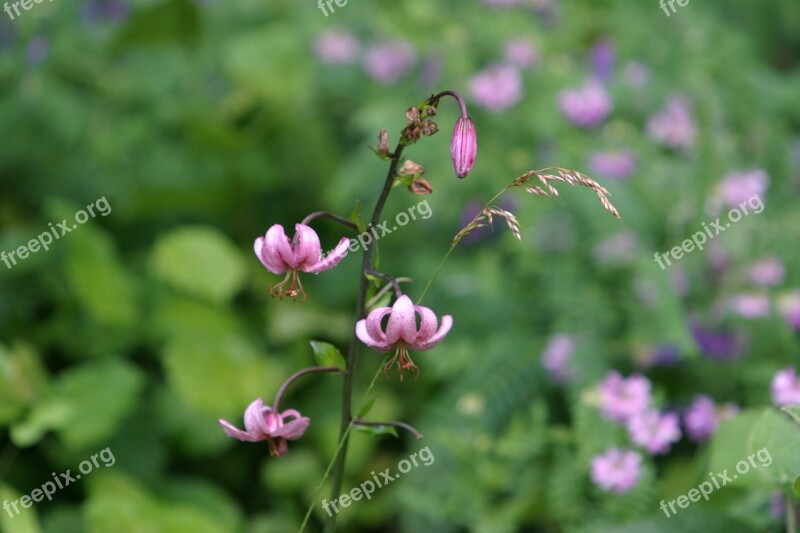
[303,236,350,274]
[293,224,322,269]
[219,419,263,442]
[243,398,269,437]
[272,415,310,440]
[254,237,287,274]
[385,295,417,344]
[265,224,297,269]
[413,314,453,351]
[356,319,394,352]
[365,307,392,343]
[414,305,439,342]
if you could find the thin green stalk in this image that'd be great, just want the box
[298,363,385,533]
[417,185,510,305]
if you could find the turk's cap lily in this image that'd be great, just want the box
[254,223,350,301]
[254,223,349,275]
[219,398,309,457]
[450,116,477,179]
[356,295,453,378]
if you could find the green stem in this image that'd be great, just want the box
[298,364,385,533]
[318,142,406,533]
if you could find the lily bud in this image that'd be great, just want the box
[450,116,477,179]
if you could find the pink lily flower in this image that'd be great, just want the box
[254,223,349,301]
[219,398,309,457]
[356,294,453,379]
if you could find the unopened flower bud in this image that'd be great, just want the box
[409,178,433,195]
[406,107,421,122]
[377,129,390,156]
[450,116,477,179]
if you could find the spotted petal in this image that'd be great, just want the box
[303,236,350,274]
[356,318,394,352]
[385,295,418,344]
[243,398,270,437]
[413,315,453,351]
[414,305,439,343]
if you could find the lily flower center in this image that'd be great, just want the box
[384,342,420,381]
[270,269,306,302]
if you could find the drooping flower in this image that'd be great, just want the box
[683,395,738,442]
[590,448,643,494]
[356,294,453,379]
[627,409,681,454]
[469,64,523,112]
[450,116,477,179]
[597,371,652,423]
[219,398,309,457]
[254,224,349,301]
[558,79,612,128]
[646,96,696,149]
[771,368,800,407]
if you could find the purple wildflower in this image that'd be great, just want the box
[748,257,785,287]
[587,150,637,181]
[364,41,415,84]
[314,30,360,65]
[540,334,575,383]
[469,64,523,112]
[590,448,643,493]
[718,169,769,208]
[771,368,800,407]
[647,96,696,149]
[598,371,652,423]
[684,395,738,442]
[627,409,681,454]
[558,79,612,128]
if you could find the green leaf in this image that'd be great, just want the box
[115,0,200,46]
[782,406,800,427]
[0,342,48,425]
[11,360,144,450]
[164,336,284,416]
[353,424,399,439]
[709,408,800,487]
[309,341,346,371]
[150,226,247,304]
[0,483,42,533]
[64,224,137,326]
[794,476,800,498]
